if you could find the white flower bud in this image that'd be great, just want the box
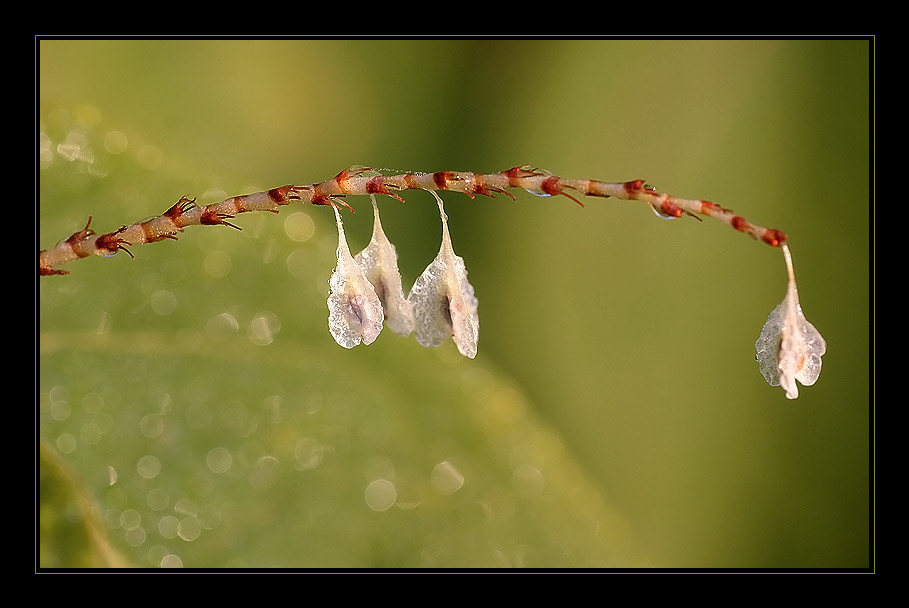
[327,205,384,348]
[354,196,414,337]
[755,244,826,399]
[408,191,479,359]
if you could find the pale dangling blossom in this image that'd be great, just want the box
[755,244,826,399]
[327,205,384,348]
[408,191,479,359]
[354,195,414,337]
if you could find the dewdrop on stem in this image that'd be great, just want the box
[754,244,826,399]
[642,183,679,220]
[353,195,414,337]
[408,191,479,359]
[326,205,384,348]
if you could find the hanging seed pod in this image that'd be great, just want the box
[327,205,384,348]
[755,244,826,399]
[408,191,479,359]
[354,195,414,337]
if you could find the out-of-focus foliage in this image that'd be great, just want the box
[39,440,131,567]
[38,39,871,568]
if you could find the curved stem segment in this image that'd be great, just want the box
[39,165,786,275]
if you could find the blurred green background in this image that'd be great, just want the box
[38,39,871,568]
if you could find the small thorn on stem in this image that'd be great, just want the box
[331,197,356,213]
[266,186,297,206]
[541,176,584,207]
[338,166,373,180]
[96,229,135,258]
[321,196,357,213]
[701,200,733,214]
[311,192,356,212]
[200,207,243,230]
[366,177,406,204]
[473,184,516,200]
[165,196,197,219]
[505,165,546,180]
[65,217,96,246]
[40,266,69,276]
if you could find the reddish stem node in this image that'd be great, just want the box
[762,229,788,247]
[267,186,295,205]
[96,229,135,258]
[541,176,584,207]
[66,217,96,246]
[366,177,406,204]
[200,208,242,230]
[165,196,197,219]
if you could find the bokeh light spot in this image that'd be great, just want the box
[293,438,324,471]
[139,414,165,438]
[56,433,76,454]
[285,212,316,242]
[150,290,177,316]
[247,311,281,346]
[104,130,128,154]
[137,455,162,479]
[136,144,163,170]
[206,447,233,474]
[365,479,396,512]
[206,312,239,341]
[431,461,465,494]
[178,516,202,542]
[158,515,179,539]
[203,250,232,278]
[160,554,183,568]
[147,487,170,511]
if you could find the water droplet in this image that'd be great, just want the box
[650,203,679,221]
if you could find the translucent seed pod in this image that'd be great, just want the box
[755,244,826,399]
[354,196,414,337]
[327,205,384,348]
[408,191,479,359]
